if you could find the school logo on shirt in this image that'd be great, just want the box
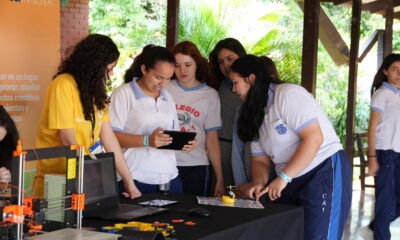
[178,112,196,132]
[275,124,287,135]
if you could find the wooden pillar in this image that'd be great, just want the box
[166,0,179,50]
[301,0,319,95]
[383,0,394,57]
[345,0,361,161]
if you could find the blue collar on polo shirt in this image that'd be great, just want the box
[382,81,400,94]
[130,77,169,101]
[176,80,207,91]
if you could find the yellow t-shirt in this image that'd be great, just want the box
[35,73,109,196]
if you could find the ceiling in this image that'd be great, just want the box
[322,0,400,19]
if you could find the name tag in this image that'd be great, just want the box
[89,139,104,154]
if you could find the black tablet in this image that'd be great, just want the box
[157,130,196,150]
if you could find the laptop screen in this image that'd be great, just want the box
[83,152,120,211]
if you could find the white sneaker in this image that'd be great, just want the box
[358,226,373,240]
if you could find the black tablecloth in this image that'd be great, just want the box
[83,194,304,240]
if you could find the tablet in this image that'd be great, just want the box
[157,130,196,150]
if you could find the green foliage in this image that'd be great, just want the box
[89,0,167,90]
[178,1,227,56]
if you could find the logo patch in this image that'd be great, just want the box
[275,124,287,135]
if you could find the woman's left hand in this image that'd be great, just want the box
[182,139,197,152]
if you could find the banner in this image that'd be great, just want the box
[0,0,60,148]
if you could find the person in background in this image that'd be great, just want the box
[36,34,141,199]
[208,38,248,187]
[0,105,19,188]
[166,41,224,196]
[231,54,351,239]
[109,45,196,194]
[367,53,400,240]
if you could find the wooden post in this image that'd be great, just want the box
[345,0,361,162]
[166,0,179,50]
[301,0,319,95]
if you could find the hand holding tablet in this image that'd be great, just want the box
[157,130,197,150]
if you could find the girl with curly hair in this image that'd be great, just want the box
[36,34,141,199]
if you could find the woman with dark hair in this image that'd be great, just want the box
[36,34,141,199]
[109,45,196,194]
[208,38,248,187]
[165,41,224,196]
[367,53,400,240]
[231,54,351,239]
[0,105,19,185]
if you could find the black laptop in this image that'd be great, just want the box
[82,152,167,221]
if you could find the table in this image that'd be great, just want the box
[83,194,304,240]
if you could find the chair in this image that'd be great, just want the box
[354,132,375,190]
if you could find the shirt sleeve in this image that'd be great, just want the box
[371,90,386,113]
[47,76,75,129]
[277,85,319,134]
[204,90,222,133]
[109,86,129,132]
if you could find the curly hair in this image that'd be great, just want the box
[208,38,246,89]
[124,44,175,83]
[232,55,283,142]
[171,41,211,83]
[55,34,120,123]
[0,105,19,170]
[371,53,400,96]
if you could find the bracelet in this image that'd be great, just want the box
[143,135,149,147]
[367,155,376,158]
[278,171,292,183]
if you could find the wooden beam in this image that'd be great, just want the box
[166,0,179,50]
[345,0,362,162]
[362,1,386,13]
[384,0,394,56]
[318,8,349,65]
[358,29,384,62]
[301,0,320,95]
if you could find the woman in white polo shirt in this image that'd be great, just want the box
[109,45,195,194]
[230,55,351,240]
[367,53,400,240]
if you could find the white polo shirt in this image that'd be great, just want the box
[165,80,222,166]
[371,81,400,152]
[109,78,179,184]
[251,83,342,177]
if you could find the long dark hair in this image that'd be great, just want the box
[124,45,175,83]
[55,34,120,123]
[208,38,246,89]
[232,55,282,142]
[0,106,19,170]
[371,53,400,96]
[171,41,210,83]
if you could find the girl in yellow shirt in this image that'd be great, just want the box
[36,34,141,199]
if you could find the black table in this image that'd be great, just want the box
[83,194,304,240]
